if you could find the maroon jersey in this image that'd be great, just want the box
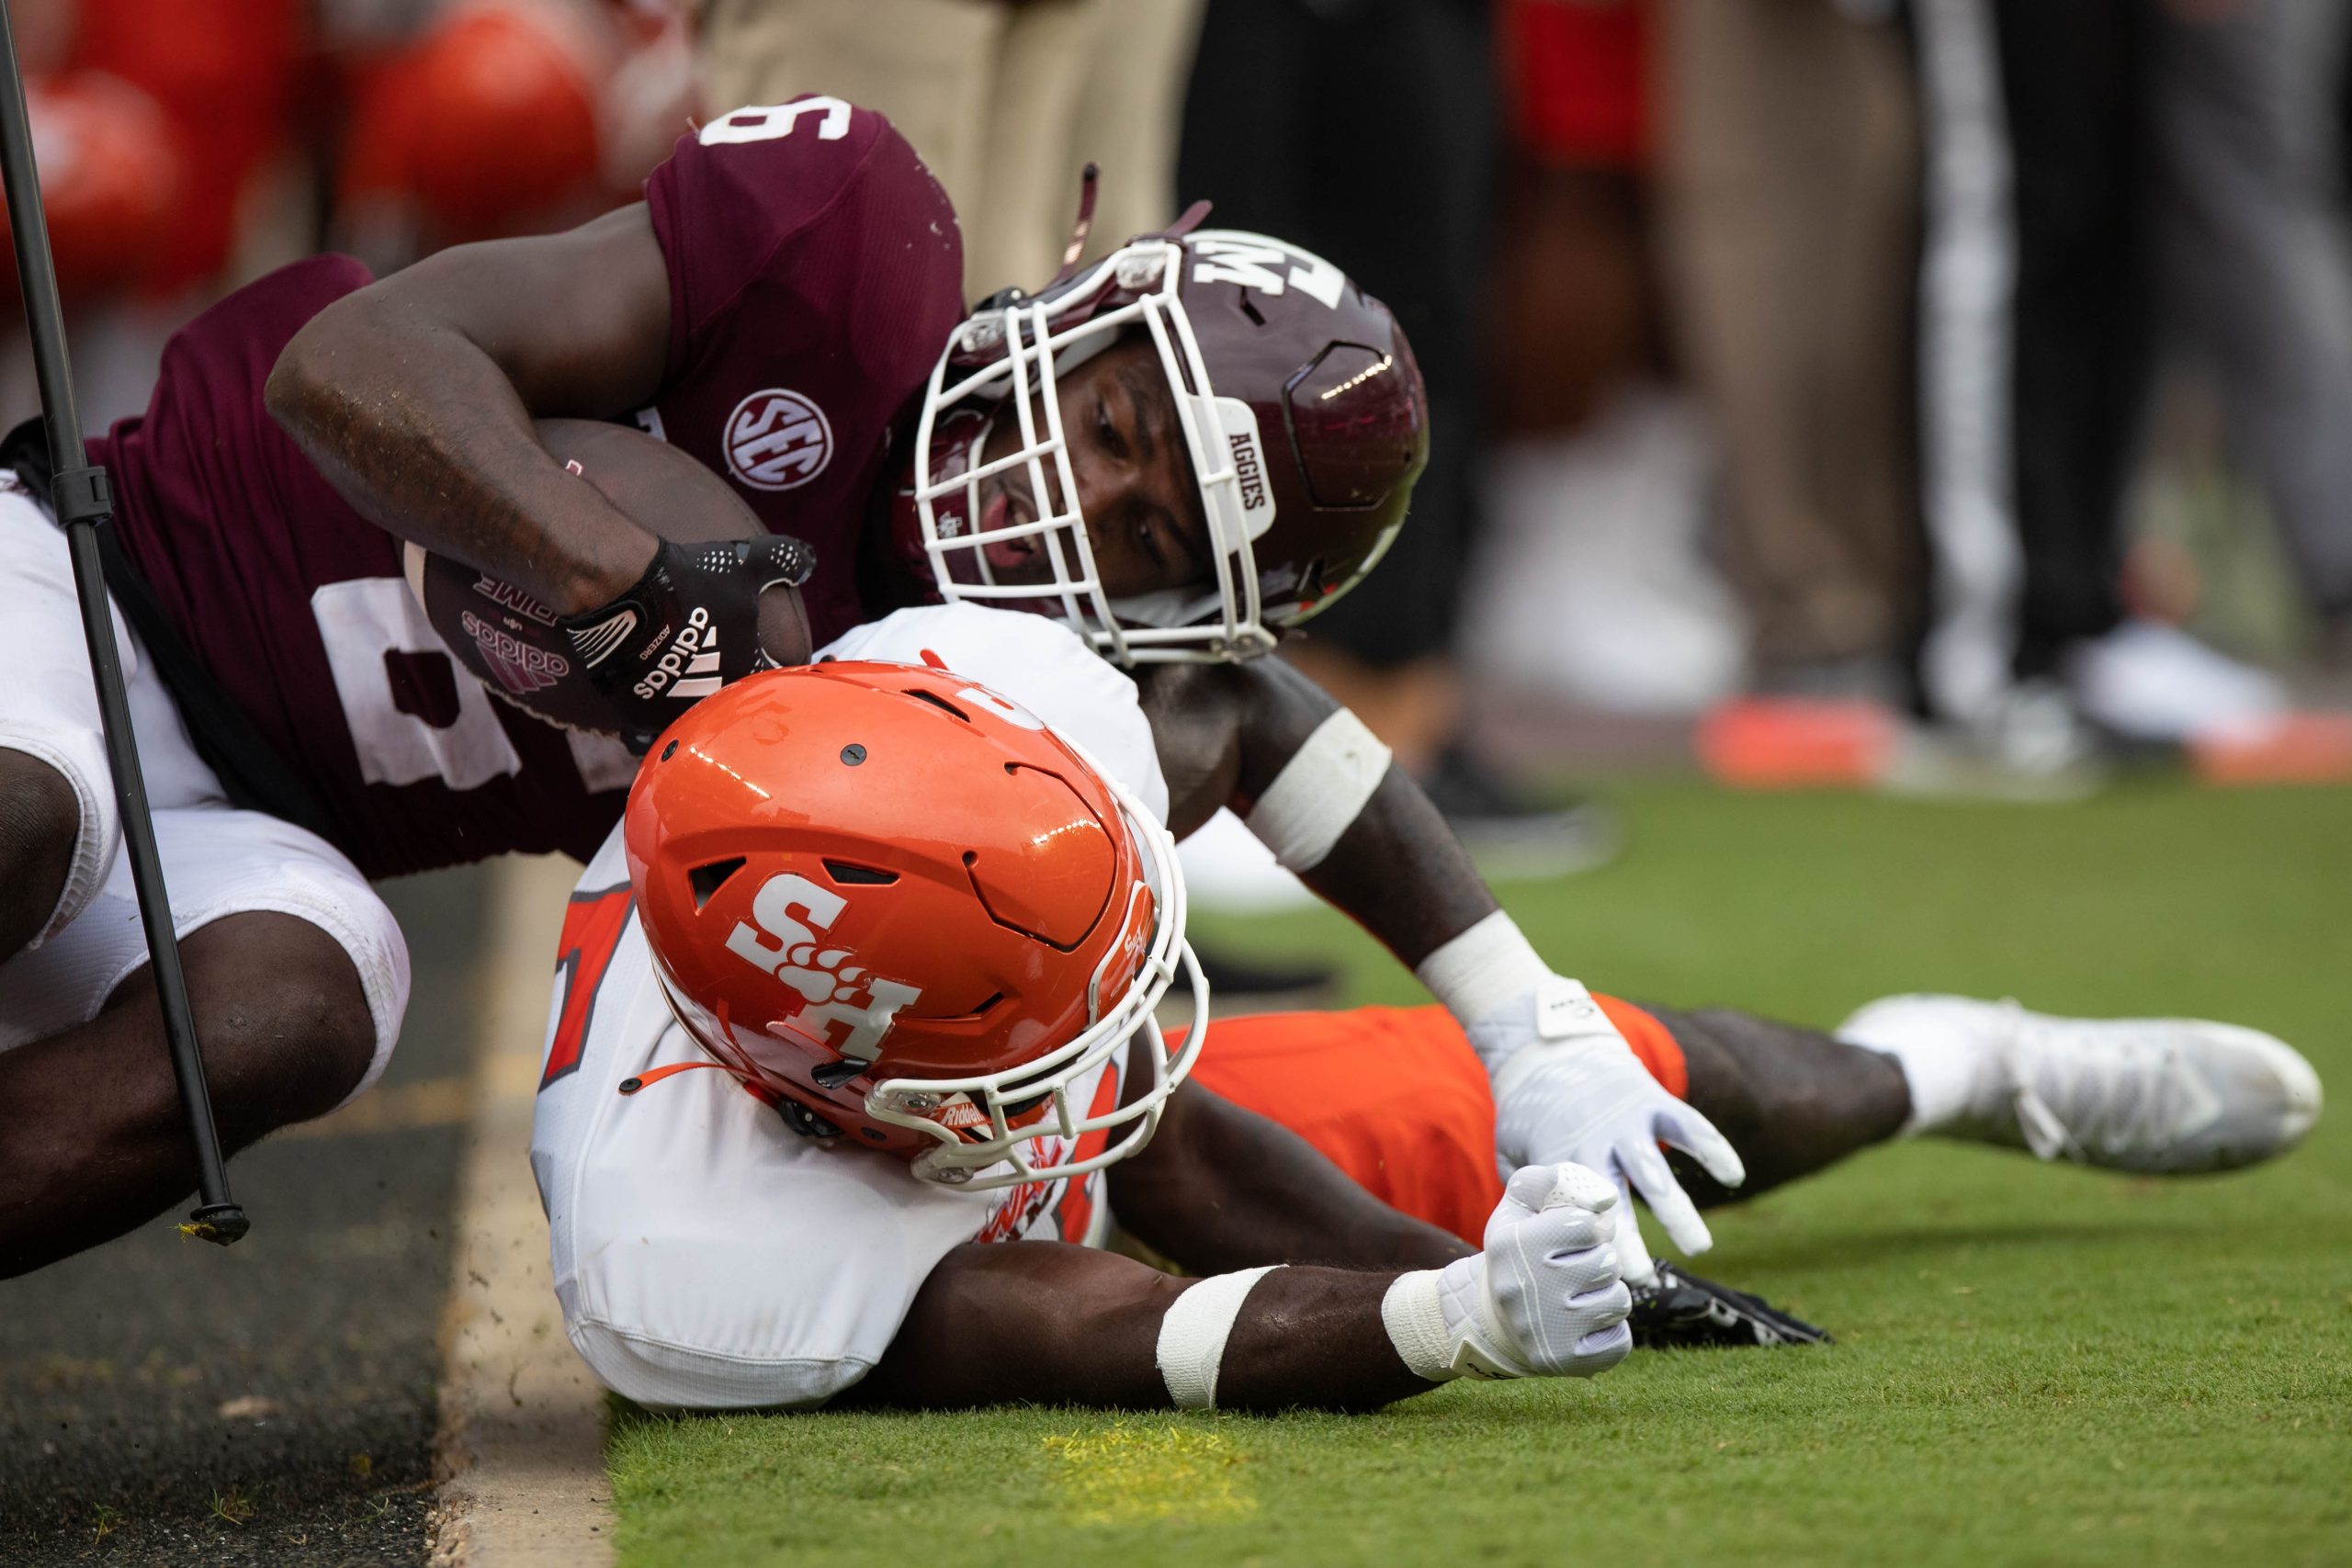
[638,96,963,646]
[90,98,964,880]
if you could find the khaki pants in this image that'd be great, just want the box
[696,0,1203,301]
[1657,0,1924,674]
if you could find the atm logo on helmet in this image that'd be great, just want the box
[725,873,922,1064]
[1190,236,1345,309]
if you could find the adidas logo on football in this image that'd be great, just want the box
[632,607,723,702]
[460,611,570,694]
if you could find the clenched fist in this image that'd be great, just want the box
[1382,1163,1634,1383]
[558,534,817,752]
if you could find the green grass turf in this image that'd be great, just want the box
[607,779,2352,1566]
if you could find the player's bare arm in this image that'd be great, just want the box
[1108,1071,1472,1276]
[849,1243,1425,1413]
[266,204,670,616]
[843,1242,1419,1413]
[845,1073,1636,1414]
[1139,656,1495,960]
[847,1073,1466,1412]
[274,202,821,750]
[1134,648,1747,1279]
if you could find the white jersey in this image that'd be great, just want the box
[0,475,408,1089]
[530,604,1168,1408]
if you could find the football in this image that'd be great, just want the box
[402,418,812,735]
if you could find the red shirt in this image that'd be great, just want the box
[1505,0,1652,172]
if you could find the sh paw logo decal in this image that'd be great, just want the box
[725,873,920,1062]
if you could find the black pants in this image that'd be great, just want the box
[1997,0,2154,676]
[1177,0,1497,670]
[1912,0,2154,705]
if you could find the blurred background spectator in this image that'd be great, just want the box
[693,0,1202,301]
[2137,0,2352,681]
[1900,0,2215,784]
[2,0,309,424]
[1178,0,1612,873]
[0,0,694,428]
[1894,0,2344,779]
[334,0,697,265]
[1464,0,1743,719]
[1177,0,1498,791]
[1654,0,1921,711]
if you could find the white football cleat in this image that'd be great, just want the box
[1838,995,2323,1173]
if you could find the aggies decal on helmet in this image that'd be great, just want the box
[891,225,1430,663]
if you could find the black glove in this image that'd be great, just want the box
[1627,1261,1833,1349]
[559,534,817,752]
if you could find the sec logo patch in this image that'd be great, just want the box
[723,388,833,491]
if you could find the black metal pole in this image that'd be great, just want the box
[0,8,244,1244]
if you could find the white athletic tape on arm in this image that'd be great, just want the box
[1380,1269,1461,1384]
[1156,1265,1283,1410]
[1416,909,1552,1029]
[1243,709,1392,873]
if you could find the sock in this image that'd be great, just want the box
[1836,1015,1980,1137]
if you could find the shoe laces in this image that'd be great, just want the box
[1993,1001,2199,1162]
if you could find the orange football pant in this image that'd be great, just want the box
[1172,998,1686,1247]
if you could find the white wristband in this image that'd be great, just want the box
[1380,1269,1461,1384]
[1244,709,1393,873]
[1156,1265,1283,1410]
[1416,910,1551,1029]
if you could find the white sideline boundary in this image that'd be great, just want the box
[429,854,617,1567]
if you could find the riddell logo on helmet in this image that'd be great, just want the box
[1229,431,1267,513]
[460,611,569,694]
[632,607,720,702]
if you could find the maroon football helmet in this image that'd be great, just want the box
[888,227,1430,662]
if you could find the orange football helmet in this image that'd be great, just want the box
[3,73,187,307]
[339,0,611,246]
[624,660,1204,1189]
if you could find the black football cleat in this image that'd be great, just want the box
[1627,1262,1832,1349]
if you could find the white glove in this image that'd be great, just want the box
[1383,1164,1633,1382]
[1472,977,1746,1283]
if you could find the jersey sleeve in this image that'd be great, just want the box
[531,898,1004,1408]
[642,96,956,379]
[817,604,1171,827]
